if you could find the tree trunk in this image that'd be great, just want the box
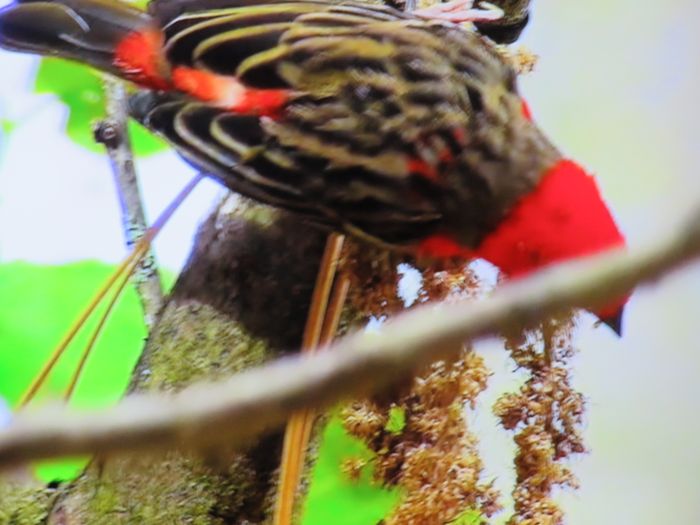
[1,196,327,524]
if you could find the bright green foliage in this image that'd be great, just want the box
[303,416,400,525]
[0,261,147,406]
[384,405,406,435]
[1,118,16,136]
[33,58,166,156]
[0,261,148,481]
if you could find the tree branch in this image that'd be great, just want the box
[94,77,163,327]
[2,206,700,469]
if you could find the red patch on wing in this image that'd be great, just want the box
[114,29,171,91]
[407,157,439,180]
[407,147,453,181]
[521,99,533,121]
[237,89,289,117]
[172,67,289,117]
[171,67,231,102]
[452,127,468,146]
[439,148,454,164]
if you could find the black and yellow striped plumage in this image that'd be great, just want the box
[0,0,629,359]
[473,0,530,44]
[129,0,558,248]
[0,0,555,249]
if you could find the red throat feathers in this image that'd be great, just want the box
[417,159,627,320]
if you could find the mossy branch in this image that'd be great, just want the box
[1,206,700,469]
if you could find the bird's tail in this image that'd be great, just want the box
[0,0,150,74]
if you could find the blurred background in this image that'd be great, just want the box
[0,0,699,523]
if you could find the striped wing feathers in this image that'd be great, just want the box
[135,0,516,245]
[132,92,443,243]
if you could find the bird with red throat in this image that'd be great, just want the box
[0,0,628,333]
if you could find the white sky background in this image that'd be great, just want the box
[1,0,700,523]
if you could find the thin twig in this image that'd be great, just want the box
[94,77,163,327]
[1,207,700,468]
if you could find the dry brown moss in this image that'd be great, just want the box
[340,250,501,524]
[338,232,586,525]
[495,314,584,525]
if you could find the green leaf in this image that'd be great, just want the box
[384,406,406,435]
[0,118,17,136]
[0,261,151,482]
[34,457,90,485]
[303,416,400,525]
[129,119,168,156]
[33,58,166,156]
[34,59,105,153]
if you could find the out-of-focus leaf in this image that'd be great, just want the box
[33,58,166,156]
[34,59,105,153]
[1,118,16,136]
[34,457,90,485]
[303,416,400,525]
[129,119,168,156]
[0,261,150,481]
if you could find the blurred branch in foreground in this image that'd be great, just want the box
[1,204,700,469]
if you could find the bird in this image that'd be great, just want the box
[0,2,630,523]
[0,0,627,332]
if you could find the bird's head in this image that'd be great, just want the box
[418,158,629,335]
[414,81,629,335]
[474,158,629,335]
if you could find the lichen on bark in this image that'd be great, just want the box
[0,480,59,525]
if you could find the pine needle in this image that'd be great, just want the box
[274,233,346,525]
[18,173,203,408]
